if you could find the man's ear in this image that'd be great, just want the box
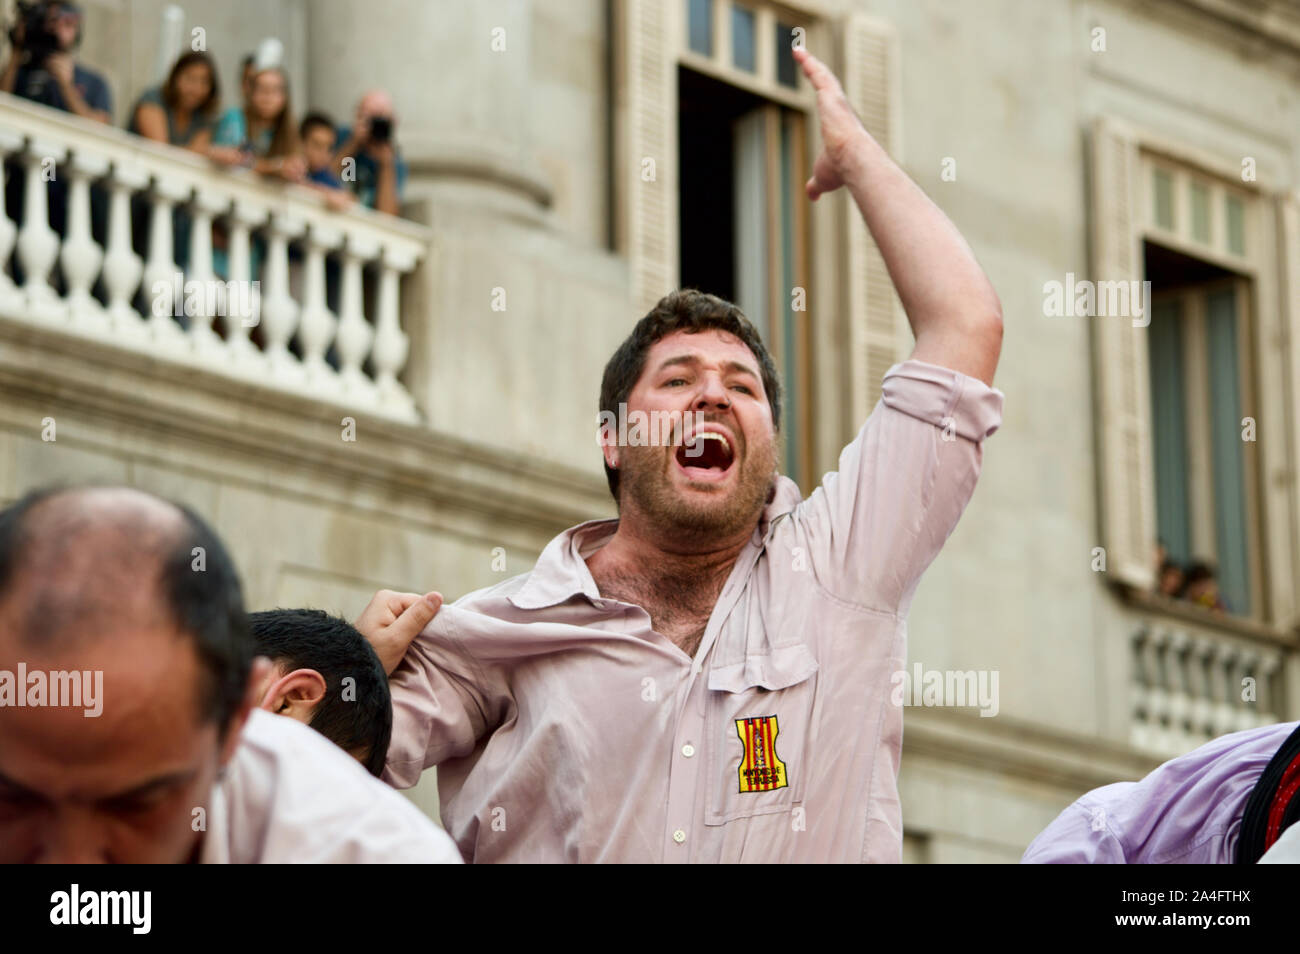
[598,418,619,470]
[260,668,328,725]
[219,656,273,768]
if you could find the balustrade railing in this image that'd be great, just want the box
[0,92,429,421]
[1130,612,1285,759]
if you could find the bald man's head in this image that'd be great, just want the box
[0,485,253,727]
[0,485,259,862]
[358,88,393,118]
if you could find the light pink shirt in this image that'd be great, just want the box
[386,358,1004,862]
[201,708,462,863]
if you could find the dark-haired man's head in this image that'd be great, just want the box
[598,289,781,546]
[0,485,264,863]
[247,608,391,776]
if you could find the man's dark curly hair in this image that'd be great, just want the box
[598,288,782,501]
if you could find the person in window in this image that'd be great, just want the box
[1182,561,1229,613]
[211,66,304,182]
[1156,559,1184,598]
[331,89,405,215]
[127,50,221,153]
[0,0,110,123]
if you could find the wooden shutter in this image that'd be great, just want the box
[616,0,679,315]
[1090,118,1157,589]
[841,13,903,421]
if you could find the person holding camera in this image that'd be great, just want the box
[0,0,109,123]
[331,89,405,216]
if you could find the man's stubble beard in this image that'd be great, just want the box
[616,436,779,544]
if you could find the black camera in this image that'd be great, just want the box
[368,115,392,144]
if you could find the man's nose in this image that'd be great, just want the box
[37,809,108,863]
[694,374,731,409]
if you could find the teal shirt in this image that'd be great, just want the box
[213,107,275,157]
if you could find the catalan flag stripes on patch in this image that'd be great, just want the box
[735,715,789,793]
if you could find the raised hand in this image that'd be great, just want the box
[792,46,869,201]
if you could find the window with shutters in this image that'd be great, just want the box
[1090,118,1298,632]
[1143,157,1263,620]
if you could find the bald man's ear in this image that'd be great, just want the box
[260,668,328,725]
[218,656,273,768]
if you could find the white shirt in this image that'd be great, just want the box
[201,708,462,863]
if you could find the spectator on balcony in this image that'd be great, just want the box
[299,111,354,211]
[0,0,110,124]
[127,50,221,153]
[211,66,304,182]
[332,89,405,215]
[0,1,110,280]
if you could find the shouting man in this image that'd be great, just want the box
[362,47,1004,862]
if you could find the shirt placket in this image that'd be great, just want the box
[660,533,766,862]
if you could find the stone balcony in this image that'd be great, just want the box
[1126,591,1293,759]
[0,91,430,422]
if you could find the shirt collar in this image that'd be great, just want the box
[507,475,805,611]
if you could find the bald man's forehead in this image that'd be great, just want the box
[0,488,188,649]
[34,486,187,529]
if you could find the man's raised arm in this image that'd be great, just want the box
[794,47,1002,386]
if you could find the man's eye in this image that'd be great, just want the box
[0,786,40,809]
[732,385,752,394]
[101,791,169,815]
[665,378,687,387]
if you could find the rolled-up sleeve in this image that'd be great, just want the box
[383,619,510,790]
[793,358,1005,614]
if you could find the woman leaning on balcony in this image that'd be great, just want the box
[210,65,304,183]
[127,50,221,153]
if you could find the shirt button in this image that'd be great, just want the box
[672,829,686,844]
[681,743,696,758]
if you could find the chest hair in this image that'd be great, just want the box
[591,561,733,659]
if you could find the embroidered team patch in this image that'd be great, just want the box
[735,715,788,793]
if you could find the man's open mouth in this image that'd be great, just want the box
[675,431,735,482]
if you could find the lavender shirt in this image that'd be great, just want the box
[1021,722,1297,864]
[386,358,1004,862]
